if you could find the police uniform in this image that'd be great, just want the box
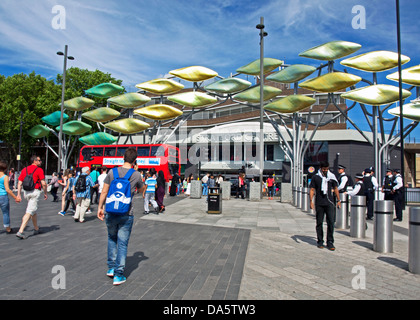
[363,169,375,220]
[347,173,365,197]
[337,165,352,193]
[382,169,394,201]
[392,169,404,221]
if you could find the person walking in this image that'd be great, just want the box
[72,166,95,223]
[266,174,275,200]
[97,147,144,286]
[97,167,108,201]
[58,170,76,216]
[156,170,166,212]
[16,155,48,239]
[201,173,209,197]
[90,167,100,204]
[236,172,245,199]
[8,168,15,191]
[215,174,223,187]
[309,161,341,251]
[392,169,404,221]
[143,169,159,214]
[0,160,20,233]
[48,172,60,202]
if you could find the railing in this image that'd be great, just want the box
[406,188,420,203]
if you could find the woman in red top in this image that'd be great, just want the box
[267,175,275,200]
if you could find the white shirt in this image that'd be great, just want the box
[98,173,107,194]
[337,173,348,192]
[347,182,362,197]
[393,174,403,191]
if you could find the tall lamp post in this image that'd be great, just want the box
[257,17,267,199]
[395,0,406,208]
[57,45,74,173]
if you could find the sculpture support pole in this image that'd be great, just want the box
[258,17,265,199]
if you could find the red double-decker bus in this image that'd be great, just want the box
[78,144,180,181]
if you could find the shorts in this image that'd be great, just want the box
[24,189,41,215]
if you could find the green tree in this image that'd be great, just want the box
[0,72,61,166]
[56,67,124,105]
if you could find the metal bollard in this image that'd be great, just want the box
[373,200,393,253]
[292,187,297,206]
[335,193,349,229]
[297,187,302,209]
[301,187,309,212]
[409,207,420,274]
[350,196,366,238]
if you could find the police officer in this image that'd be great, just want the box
[363,168,378,220]
[347,173,365,197]
[381,168,394,201]
[392,169,404,221]
[337,165,352,193]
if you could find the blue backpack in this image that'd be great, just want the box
[105,167,135,215]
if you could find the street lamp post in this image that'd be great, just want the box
[396,0,406,208]
[257,17,267,199]
[57,45,74,173]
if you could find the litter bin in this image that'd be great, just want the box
[409,207,420,274]
[335,193,349,229]
[208,187,222,214]
[373,200,393,253]
[350,195,366,238]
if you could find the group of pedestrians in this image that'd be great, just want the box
[310,161,405,252]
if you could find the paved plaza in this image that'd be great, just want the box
[0,192,419,300]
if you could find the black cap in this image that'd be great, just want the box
[364,168,371,173]
[355,173,364,179]
[338,165,346,169]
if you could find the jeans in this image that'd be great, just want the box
[105,214,134,276]
[315,204,335,246]
[202,183,208,196]
[0,195,10,227]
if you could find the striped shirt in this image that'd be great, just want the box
[145,177,157,193]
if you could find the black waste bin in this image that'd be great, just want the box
[208,187,222,214]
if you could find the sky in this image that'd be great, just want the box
[1,0,420,139]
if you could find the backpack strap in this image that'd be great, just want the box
[112,167,120,179]
[123,168,135,180]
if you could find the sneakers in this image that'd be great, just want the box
[106,269,114,278]
[16,232,27,240]
[113,275,126,286]
[58,211,65,216]
[106,269,126,285]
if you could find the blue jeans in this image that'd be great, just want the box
[105,214,134,276]
[202,183,208,196]
[0,195,10,227]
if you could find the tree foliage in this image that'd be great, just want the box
[0,68,124,168]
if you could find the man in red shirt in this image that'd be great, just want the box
[16,155,48,239]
